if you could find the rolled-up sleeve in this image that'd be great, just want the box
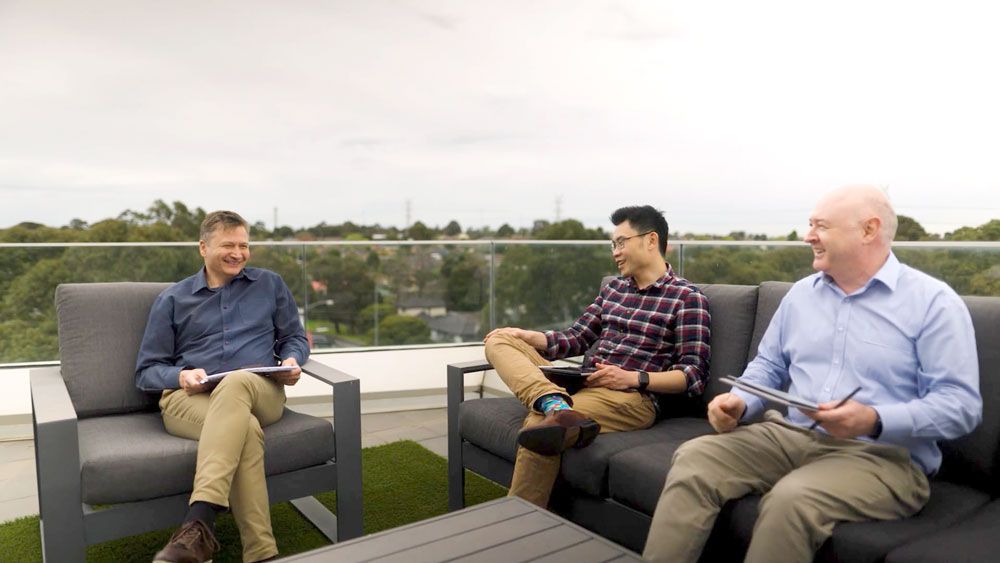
[669,290,712,395]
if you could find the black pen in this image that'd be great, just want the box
[808,386,862,431]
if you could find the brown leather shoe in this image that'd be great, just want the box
[517,409,601,455]
[152,519,220,563]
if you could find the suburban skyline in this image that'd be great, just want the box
[2,1,998,236]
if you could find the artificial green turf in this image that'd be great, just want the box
[0,440,507,562]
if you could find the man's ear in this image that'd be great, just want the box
[198,240,208,257]
[861,217,882,243]
[647,232,660,253]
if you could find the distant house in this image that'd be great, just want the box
[422,311,482,343]
[396,294,447,317]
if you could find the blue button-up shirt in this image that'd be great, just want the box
[733,252,981,474]
[135,267,310,392]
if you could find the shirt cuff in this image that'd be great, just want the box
[873,403,913,443]
[542,331,560,358]
[731,389,764,422]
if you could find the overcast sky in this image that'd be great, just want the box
[2,0,998,236]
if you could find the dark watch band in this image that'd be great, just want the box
[636,370,650,391]
[869,410,883,439]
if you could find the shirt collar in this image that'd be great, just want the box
[811,251,900,293]
[629,262,676,290]
[191,266,258,294]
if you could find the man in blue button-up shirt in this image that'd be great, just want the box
[136,211,309,563]
[644,185,982,563]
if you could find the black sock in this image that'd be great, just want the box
[184,501,224,529]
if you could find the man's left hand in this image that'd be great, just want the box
[272,357,302,386]
[803,400,879,439]
[585,363,639,391]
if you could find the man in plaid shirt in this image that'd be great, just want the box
[484,205,711,507]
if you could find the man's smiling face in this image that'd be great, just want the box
[199,225,250,286]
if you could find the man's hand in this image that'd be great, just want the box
[585,363,638,391]
[483,326,547,350]
[179,369,210,395]
[271,357,302,386]
[803,400,878,439]
[707,393,746,433]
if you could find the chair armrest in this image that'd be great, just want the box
[446,359,493,511]
[30,366,84,541]
[301,359,362,538]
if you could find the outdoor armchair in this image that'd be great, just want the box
[30,282,362,562]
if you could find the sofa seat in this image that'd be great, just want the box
[704,481,990,563]
[79,408,336,504]
[606,419,716,514]
[885,497,1000,563]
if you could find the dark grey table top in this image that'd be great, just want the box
[280,496,642,562]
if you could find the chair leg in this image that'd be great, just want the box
[290,497,339,543]
[333,382,364,541]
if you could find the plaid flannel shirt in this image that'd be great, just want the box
[543,266,711,396]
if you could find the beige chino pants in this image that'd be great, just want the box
[643,411,930,563]
[484,333,656,507]
[160,370,286,563]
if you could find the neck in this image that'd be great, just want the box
[829,250,889,295]
[633,260,668,289]
[205,269,236,289]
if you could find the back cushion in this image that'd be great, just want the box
[57,282,172,418]
[698,284,758,402]
[747,281,793,363]
[937,295,1000,492]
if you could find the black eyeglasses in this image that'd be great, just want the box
[610,231,653,251]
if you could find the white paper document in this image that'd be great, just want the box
[199,365,296,385]
[718,375,819,412]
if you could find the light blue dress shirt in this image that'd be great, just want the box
[733,252,981,475]
[135,267,309,392]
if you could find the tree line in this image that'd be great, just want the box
[1,200,997,363]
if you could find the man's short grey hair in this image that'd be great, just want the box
[871,190,898,244]
[200,211,249,241]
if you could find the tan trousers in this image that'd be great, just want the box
[160,370,286,563]
[484,333,656,507]
[643,411,930,563]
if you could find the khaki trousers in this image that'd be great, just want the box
[160,370,286,563]
[484,333,656,507]
[643,411,930,563]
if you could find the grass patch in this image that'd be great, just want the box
[0,440,506,562]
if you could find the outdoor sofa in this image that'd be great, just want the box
[447,281,1000,562]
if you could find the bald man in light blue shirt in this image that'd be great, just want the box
[644,185,981,563]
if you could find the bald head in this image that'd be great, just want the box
[817,185,897,246]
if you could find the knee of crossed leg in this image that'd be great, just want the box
[484,332,518,363]
[216,369,259,394]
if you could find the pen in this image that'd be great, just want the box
[808,385,862,431]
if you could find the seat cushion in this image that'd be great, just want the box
[57,283,171,417]
[79,408,336,504]
[746,281,792,363]
[885,498,1000,563]
[459,397,527,462]
[604,419,715,513]
[697,284,758,402]
[708,481,990,563]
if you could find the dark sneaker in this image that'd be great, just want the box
[152,519,220,563]
[517,409,601,455]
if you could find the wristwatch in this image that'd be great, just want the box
[636,370,650,391]
[869,409,883,439]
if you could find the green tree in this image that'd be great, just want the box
[496,224,515,238]
[443,220,462,237]
[441,250,487,311]
[369,314,430,345]
[896,215,930,241]
[407,221,434,240]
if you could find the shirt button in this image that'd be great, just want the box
[833,359,840,364]
[837,326,844,332]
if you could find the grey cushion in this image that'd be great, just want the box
[56,283,171,418]
[746,281,792,363]
[562,419,714,497]
[79,408,336,504]
[709,481,990,563]
[936,295,1000,494]
[459,397,527,463]
[604,419,715,514]
[697,284,758,402]
[885,498,1000,563]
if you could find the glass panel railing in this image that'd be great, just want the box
[1,240,997,364]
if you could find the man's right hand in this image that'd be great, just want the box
[707,392,746,433]
[483,327,547,350]
[179,369,210,395]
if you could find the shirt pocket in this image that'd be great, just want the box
[239,298,274,327]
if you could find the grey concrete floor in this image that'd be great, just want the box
[0,407,448,524]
